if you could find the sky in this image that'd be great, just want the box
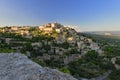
[0,0,120,31]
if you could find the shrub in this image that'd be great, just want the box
[115,58,120,65]
[31,58,46,67]
[59,67,71,74]
[108,70,120,80]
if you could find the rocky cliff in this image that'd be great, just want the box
[0,53,77,80]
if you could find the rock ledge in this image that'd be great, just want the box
[0,53,77,80]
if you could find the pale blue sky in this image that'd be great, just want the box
[0,0,120,31]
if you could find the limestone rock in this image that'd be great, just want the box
[0,53,77,80]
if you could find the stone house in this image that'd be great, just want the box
[77,41,84,49]
[64,54,81,64]
[31,42,42,47]
[5,38,12,45]
[90,42,100,51]
[20,30,29,36]
[37,54,51,60]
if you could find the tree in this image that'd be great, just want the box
[31,58,46,67]
[61,42,69,49]
[85,50,98,61]
[115,58,120,65]
[108,70,120,80]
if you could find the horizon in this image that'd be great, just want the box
[0,0,120,31]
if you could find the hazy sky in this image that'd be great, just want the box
[0,0,120,31]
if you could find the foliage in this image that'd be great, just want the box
[115,58,120,65]
[60,42,70,49]
[0,48,15,53]
[65,48,79,55]
[108,70,120,80]
[84,50,99,61]
[104,46,120,56]
[68,50,114,79]
[68,59,105,79]
[45,58,64,68]
[31,58,46,67]
[43,44,51,52]
[52,41,70,49]
[31,35,53,42]
[59,67,71,74]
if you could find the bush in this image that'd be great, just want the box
[60,42,69,49]
[43,44,51,52]
[108,70,120,80]
[64,48,79,55]
[99,61,115,70]
[59,67,71,74]
[0,48,15,53]
[68,59,105,79]
[84,50,99,62]
[31,58,46,67]
[115,58,120,65]
[45,58,64,68]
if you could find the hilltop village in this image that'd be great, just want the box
[1,23,120,79]
[0,22,103,64]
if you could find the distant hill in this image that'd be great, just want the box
[84,31,120,36]
[83,31,120,40]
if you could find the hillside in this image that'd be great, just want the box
[0,23,120,80]
[0,23,110,79]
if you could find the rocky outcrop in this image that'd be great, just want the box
[111,57,120,70]
[0,53,77,80]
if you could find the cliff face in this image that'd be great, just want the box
[0,53,77,80]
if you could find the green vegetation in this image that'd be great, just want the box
[45,58,64,68]
[31,35,53,42]
[52,41,70,49]
[59,67,71,74]
[31,58,46,67]
[80,33,120,57]
[0,32,26,41]
[0,43,15,53]
[115,58,120,65]
[65,48,79,55]
[43,44,51,53]
[80,33,120,79]
[104,46,120,57]
[68,50,114,79]
[107,70,120,80]
[0,48,15,53]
